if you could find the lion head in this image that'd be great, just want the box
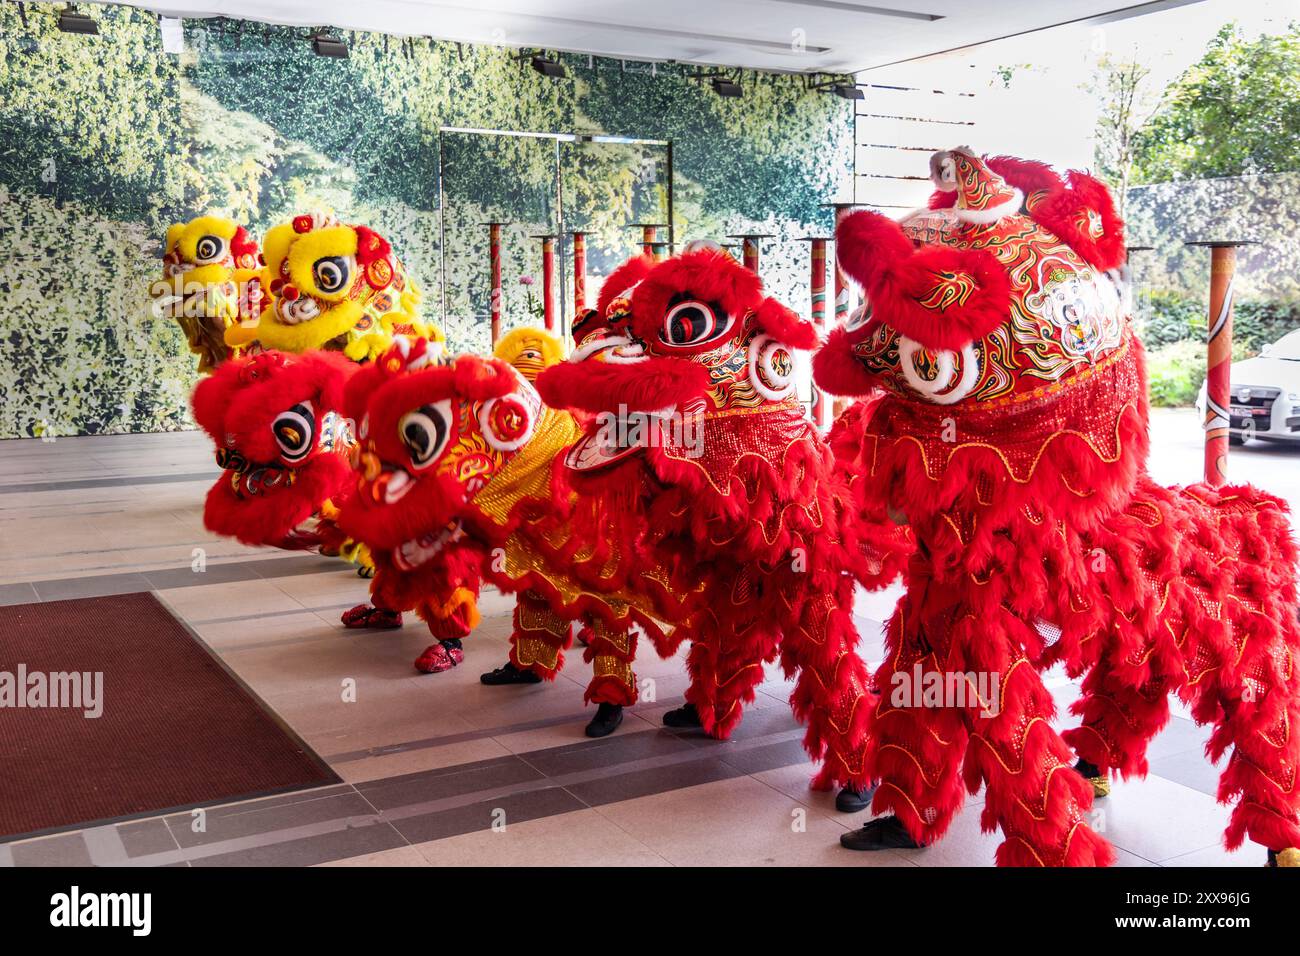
[229,213,430,362]
[191,349,357,548]
[537,244,817,478]
[812,148,1143,535]
[154,215,264,372]
[337,338,548,570]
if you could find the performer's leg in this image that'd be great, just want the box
[1196,489,1300,864]
[1062,650,1174,797]
[780,582,874,793]
[841,607,968,851]
[582,616,638,738]
[480,590,572,686]
[412,587,479,674]
[1202,625,1300,862]
[958,615,1113,867]
[681,612,779,740]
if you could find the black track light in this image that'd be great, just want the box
[58,4,98,35]
[310,30,348,58]
[530,54,566,79]
[710,76,743,98]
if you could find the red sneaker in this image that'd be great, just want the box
[415,641,465,674]
[341,604,403,629]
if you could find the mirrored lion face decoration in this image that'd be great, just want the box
[228,212,431,363]
[153,215,264,373]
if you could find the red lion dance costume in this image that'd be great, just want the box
[538,243,908,793]
[191,349,361,555]
[335,337,692,738]
[816,148,1300,866]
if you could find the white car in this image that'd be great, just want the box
[1198,328,1300,445]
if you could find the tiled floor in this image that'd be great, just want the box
[0,429,1269,867]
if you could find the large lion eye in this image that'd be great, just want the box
[195,235,226,264]
[273,401,316,463]
[313,255,353,294]
[661,298,732,348]
[398,401,452,469]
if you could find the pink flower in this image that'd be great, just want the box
[519,275,535,286]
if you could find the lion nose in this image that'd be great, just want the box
[281,284,300,301]
[356,450,382,481]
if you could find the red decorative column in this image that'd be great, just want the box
[572,231,588,313]
[483,220,509,346]
[727,233,775,275]
[799,236,831,428]
[629,222,668,259]
[1187,239,1252,487]
[533,234,557,333]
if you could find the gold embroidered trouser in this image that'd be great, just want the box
[508,590,572,679]
[582,616,638,707]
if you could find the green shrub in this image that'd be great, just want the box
[1137,290,1299,354]
[1146,338,1207,407]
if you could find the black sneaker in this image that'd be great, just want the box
[840,815,927,851]
[1074,758,1110,798]
[585,702,624,738]
[662,703,702,728]
[835,783,878,813]
[480,662,542,686]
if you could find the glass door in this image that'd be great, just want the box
[438,129,671,351]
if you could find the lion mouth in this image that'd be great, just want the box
[564,405,676,472]
[153,281,235,320]
[568,333,647,365]
[393,521,464,572]
[275,295,322,325]
[227,462,296,498]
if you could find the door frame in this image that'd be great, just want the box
[436,125,673,339]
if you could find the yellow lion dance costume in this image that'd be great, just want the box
[154,215,264,373]
[226,212,434,362]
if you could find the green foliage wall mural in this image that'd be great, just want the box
[0,4,853,438]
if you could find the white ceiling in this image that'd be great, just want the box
[112,0,1204,73]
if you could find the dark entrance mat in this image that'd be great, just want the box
[0,592,339,843]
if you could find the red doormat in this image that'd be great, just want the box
[0,591,339,842]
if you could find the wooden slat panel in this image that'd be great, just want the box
[854,175,932,208]
[858,63,982,95]
[855,144,934,178]
[861,85,977,124]
[855,113,959,150]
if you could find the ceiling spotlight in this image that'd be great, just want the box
[710,76,743,98]
[57,4,98,35]
[310,31,348,58]
[530,54,566,79]
[689,71,742,99]
[810,75,863,100]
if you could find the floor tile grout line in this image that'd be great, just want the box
[0,472,220,495]
[82,824,131,866]
[71,729,811,867]
[584,795,681,867]
[323,699,693,764]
